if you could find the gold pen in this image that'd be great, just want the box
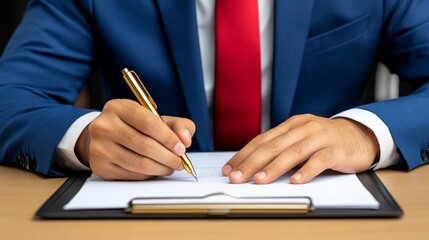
[122,68,198,181]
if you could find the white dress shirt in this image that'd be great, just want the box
[55,0,399,171]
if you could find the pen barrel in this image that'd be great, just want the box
[122,68,160,117]
[180,153,196,174]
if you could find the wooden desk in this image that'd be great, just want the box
[1,165,428,240]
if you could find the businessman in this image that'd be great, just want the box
[1,0,429,184]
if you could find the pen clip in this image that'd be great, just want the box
[130,70,157,110]
[122,68,158,113]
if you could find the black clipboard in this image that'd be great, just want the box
[35,171,402,219]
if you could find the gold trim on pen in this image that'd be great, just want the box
[122,68,198,181]
[127,204,311,215]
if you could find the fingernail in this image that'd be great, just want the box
[254,171,267,180]
[173,142,186,156]
[183,129,192,147]
[222,164,232,175]
[183,129,192,140]
[291,172,303,183]
[230,170,243,180]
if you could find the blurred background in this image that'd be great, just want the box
[0,0,102,109]
[0,0,28,50]
[0,0,411,108]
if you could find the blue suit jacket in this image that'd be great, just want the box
[1,0,429,176]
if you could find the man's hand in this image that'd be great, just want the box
[74,99,195,180]
[222,114,379,184]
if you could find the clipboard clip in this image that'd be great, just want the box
[126,192,314,216]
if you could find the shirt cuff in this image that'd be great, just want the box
[54,111,101,171]
[332,108,400,170]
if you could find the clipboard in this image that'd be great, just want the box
[35,171,402,219]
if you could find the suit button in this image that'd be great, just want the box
[421,148,429,162]
[16,153,37,171]
[16,155,23,167]
[29,157,37,171]
[23,156,31,170]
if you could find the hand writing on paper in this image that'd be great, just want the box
[222,114,379,184]
[74,99,195,180]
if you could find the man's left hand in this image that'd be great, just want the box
[222,114,380,184]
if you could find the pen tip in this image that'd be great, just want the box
[192,173,198,182]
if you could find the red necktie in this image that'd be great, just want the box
[214,0,261,150]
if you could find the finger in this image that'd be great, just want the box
[92,161,159,181]
[225,119,321,183]
[226,129,308,183]
[89,104,183,171]
[221,129,285,176]
[112,119,183,170]
[289,148,333,184]
[89,138,176,177]
[222,114,314,176]
[164,116,196,148]
[252,135,326,184]
[113,144,177,176]
[114,100,186,156]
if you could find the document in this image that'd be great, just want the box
[64,152,379,210]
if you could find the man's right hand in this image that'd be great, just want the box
[74,99,195,180]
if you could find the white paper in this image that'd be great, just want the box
[64,152,379,210]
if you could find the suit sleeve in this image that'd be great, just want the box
[0,0,95,176]
[359,0,429,170]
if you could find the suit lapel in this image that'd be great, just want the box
[157,0,211,150]
[271,0,314,127]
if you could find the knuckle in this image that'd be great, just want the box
[122,127,138,143]
[252,132,270,146]
[282,115,302,126]
[88,118,112,138]
[139,113,159,132]
[289,113,313,122]
[136,159,152,173]
[310,149,335,167]
[288,114,302,122]
[302,113,317,119]
[305,119,323,131]
[139,138,156,153]
[251,134,265,145]
[261,139,281,153]
[103,99,121,112]
[310,153,328,165]
[289,140,310,156]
